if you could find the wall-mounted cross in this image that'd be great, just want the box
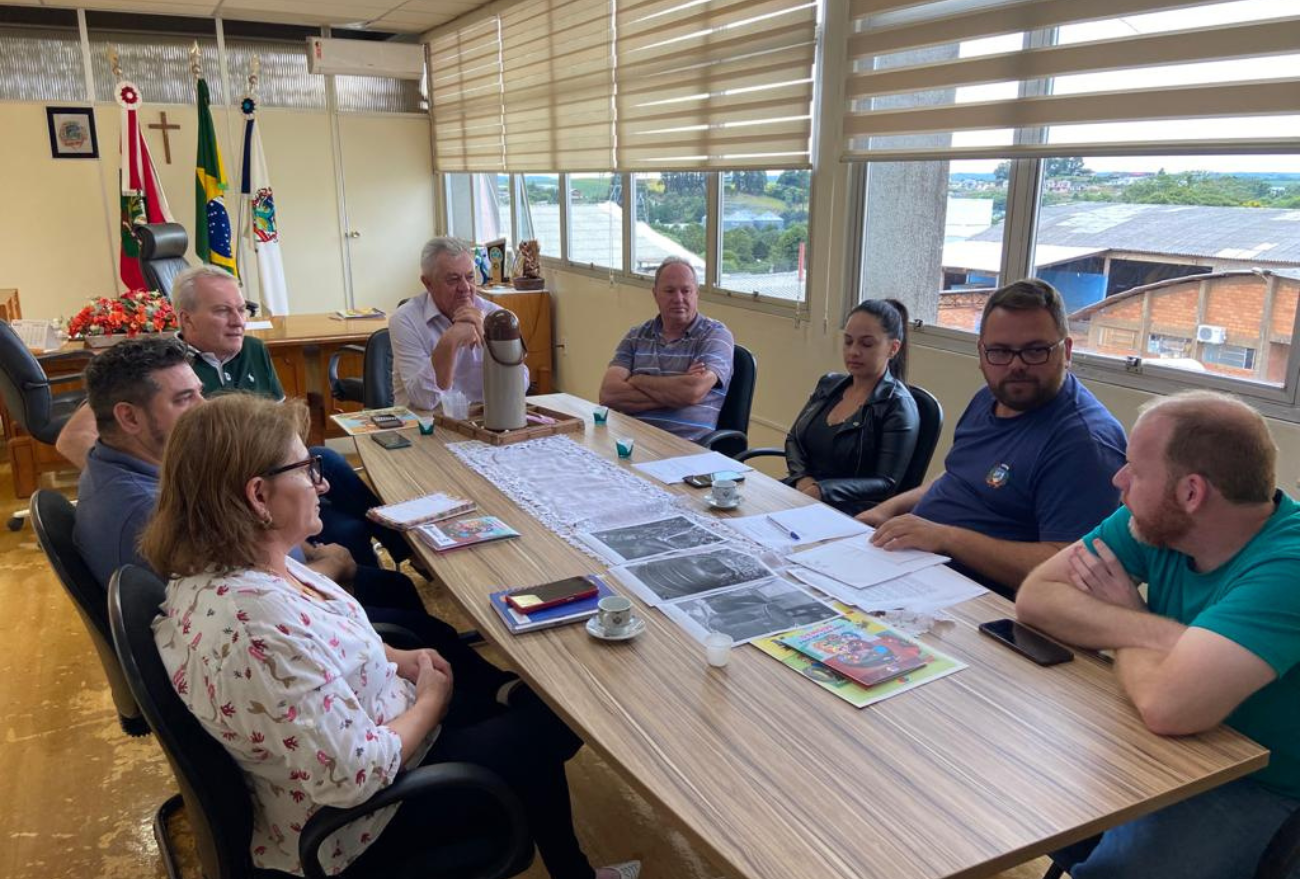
[147,111,181,164]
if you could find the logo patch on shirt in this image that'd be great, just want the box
[985,462,1011,489]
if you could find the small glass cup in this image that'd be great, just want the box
[705,632,734,667]
[416,415,436,436]
[615,436,635,459]
[593,406,609,426]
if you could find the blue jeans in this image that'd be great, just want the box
[312,445,410,566]
[1053,776,1298,879]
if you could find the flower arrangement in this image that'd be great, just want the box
[66,290,179,340]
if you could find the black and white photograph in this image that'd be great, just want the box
[614,546,772,606]
[580,515,726,564]
[662,577,841,645]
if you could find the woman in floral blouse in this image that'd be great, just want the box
[143,394,639,879]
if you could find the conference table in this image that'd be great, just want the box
[356,393,1267,879]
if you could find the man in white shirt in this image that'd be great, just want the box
[389,237,527,411]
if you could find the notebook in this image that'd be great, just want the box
[488,575,616,634]
[367,493,475,530]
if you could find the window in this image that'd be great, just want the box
[718,170,809,302]
[0,9,85,102]
[566,173,622,271]
[633,173,705,278]
[1203,343,1257,372]
[521,174,561,258]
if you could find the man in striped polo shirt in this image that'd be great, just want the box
[600,257,735,442]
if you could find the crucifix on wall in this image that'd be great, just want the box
[146,111,181,164]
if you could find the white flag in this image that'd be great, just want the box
[237,99,290,315]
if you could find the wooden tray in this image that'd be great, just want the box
[434,403,584,445]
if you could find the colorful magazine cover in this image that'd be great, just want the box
[415,516,520,552]
[754,606,966,708]
[330,406,421,436]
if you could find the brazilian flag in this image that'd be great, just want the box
[195,78,238,277]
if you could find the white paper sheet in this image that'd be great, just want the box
[577,515,727,565]
[631,451,753,484]
[610,545,774,607]
[767,505,869,543]
[788,536,948,589]
[723,514,801,552]
[245,319,274,330]
[660,576,840,646]
[790,565,986,613]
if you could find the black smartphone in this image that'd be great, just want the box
[371,432,412,450]
[978,618,1074,666]
[371,414,405,430]
[683,470,746,488]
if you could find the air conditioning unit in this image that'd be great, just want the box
[306,37,425,80]
[1196,324,1227,344]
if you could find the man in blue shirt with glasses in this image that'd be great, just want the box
[858,279,1127,597]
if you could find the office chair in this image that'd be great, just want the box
[136,222,259,314]
[897,383,943,493]
[0,320,88,529]
[699,344,757,458]
[31,489,148,736]
[109,564,533,879]
[328,328,395,410]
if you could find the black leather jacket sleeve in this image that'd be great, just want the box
[817,396,919,511]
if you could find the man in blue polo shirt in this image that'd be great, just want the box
[1018,390,1300,879]
[599,257,734,442]
[858,279,1127,596]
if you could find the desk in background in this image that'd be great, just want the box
[357,392,1267,879]
[478,286,553,394]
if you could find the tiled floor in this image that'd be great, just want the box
[0,458,1050,879]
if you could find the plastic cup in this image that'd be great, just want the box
[417,416,435,436]
[593,406,609,426]
[705,632,734,667]
[615,436,635,459]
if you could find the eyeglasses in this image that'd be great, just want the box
[980,339,1065,366]
[262,455,324,486]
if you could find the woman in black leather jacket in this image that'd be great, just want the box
[781,299,920,516]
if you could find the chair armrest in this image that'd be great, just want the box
[1255,806,1300,879]
[697,429,749,458]
[299,762,531,879]
[735,447,783,463]
[328,344,368,394]
[47,373,86,386]
[371,622,421,651]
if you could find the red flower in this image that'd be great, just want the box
[283,736,299,750]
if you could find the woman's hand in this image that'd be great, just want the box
[391,647,446,684]
[413,651,454,722]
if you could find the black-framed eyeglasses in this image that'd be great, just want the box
[980,339,1065,366]
[262,455,324,486]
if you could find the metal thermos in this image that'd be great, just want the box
[482,309,528,431]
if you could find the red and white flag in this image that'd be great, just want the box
[116,81,174,290]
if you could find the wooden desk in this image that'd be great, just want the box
[478,287,553,394]
[346,394,1273,878]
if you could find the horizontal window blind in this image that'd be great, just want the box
[615,0,818,170]
[429,16,506,171]
[499,0,615,171]
[842,0,1300,161]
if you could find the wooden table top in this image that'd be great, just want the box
[357,393,1268,879]
[244,313,382,346]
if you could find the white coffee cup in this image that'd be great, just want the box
[711,479,740,507]
[597,595,633,633]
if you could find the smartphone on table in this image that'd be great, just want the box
[371,432,412,450]
[371,413,406,430]
[978,618,1074,666]
[505,575,599,614]
[683,470,746,488]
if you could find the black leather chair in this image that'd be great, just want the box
[699,343,756,458]
[734,381,942,501]
[109,564,533,879]
[329,328,394,410]
[31,489,148,736]
[135,223,191,298]
[0,320,88,529]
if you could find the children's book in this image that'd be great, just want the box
[488,575,617,634]
[754,606,966,708]
[367,493,476,530]
[777,615,928,689]
[414,516,519,553]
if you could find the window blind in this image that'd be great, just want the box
[499,0,615,171]
[429,16,506,171]
[615,0,818,170]
[842,0,1300,162]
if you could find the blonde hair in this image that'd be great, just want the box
[1139,390,1276,504]
[141,394,309,577]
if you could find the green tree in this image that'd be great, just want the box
[776,169,810,190]
[1046,157,1088,177]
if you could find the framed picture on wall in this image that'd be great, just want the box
[46,106,98,159]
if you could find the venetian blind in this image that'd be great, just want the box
[428,15,506,171]
[614,0,818,170]
[499,0,615,171]
[842,0,1300,162]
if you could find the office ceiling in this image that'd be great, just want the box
[9,0,485,34]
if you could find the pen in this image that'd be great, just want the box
[767,515,801,541]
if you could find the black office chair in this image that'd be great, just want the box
[109,564,533,879]
[897,383,943,493]
[1039,804,1300,879]
[136,223,191,298]
[0,320,88,529]
[329,328,394,410]
[698,344,756,458]
[31,489,148,736]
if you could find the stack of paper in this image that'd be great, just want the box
[632,451,752,484]
[788,537,948,589]
[725,504,868,551]
[790,565,986,615]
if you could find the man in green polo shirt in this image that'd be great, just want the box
[1018,389,1300,879]
[174,264,283,397]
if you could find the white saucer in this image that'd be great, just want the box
[586,616,646,641]
[703,493,740,510]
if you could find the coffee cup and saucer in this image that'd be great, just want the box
[587,595,646,641]
[704,478,741,511]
